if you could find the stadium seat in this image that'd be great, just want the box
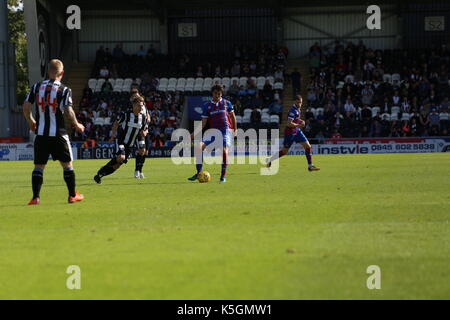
[235,115,243,124]
[381,113,391,121]
[221,77,231,87]
[123,78,133,87]
[383,74,392,83]
[134,78,142,85]
[94,118,105,126]
[261,114,270,124]
[212,77,222,85]
[239,77,248,87]
[270,115,280,123]
[114,78,124,87]
[392,73,401,82]
[107,78,116,87]
[401,113,411,121]
[88,79,97,90]
[273,82,284,90]
[242,115,251,123]
[104,117,111,125]
[243,108,252,118]
[113,85,123,92]
[390,112,399,120]
[231,77,239,84]
[344,75,354,83]
[266,76,274,85]
[391,106,400,114]
[371,107,380,117]
[309,108,317,118]
[315,107,324,116]
[261,108,269,114]
[439,112,449,121]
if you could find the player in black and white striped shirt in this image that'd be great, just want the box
[23,59,85,205]
[94,94,148,184]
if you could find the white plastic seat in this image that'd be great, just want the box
[392,73,401,82]
[194,78,204,86]
[239,77,248,87]
[390,112,399,120]
[94,118,105,126]
[266,76,274,85]
[123,78,133,87]
[88,79,97,90]
[345,75,355,83]
[113,85,122,92]
[315,107,324,115]
[383,74,392,83]
[401,113,411,121]
[261,114,270,123]
[381,113,391,121]
[243,108,252,118]
[391,106,400,114]
[261,108,270,114]
[309,108,317,118]
[107,78,116,87]
[212,77,222,85]
[114,78,123,87]
[439,112,449,121]
[270,115,280,123]
[242,115,251,123]
[371,107,381,117]
[104,117,111,125]
[273,82,284,90]
[235,115,243,124]
[134,78,141,85]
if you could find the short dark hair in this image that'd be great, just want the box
[211,84,224,94]
[295,95,302,101]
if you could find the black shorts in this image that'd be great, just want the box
[115,140,133,164]
[34,135,73,165]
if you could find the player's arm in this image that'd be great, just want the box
[22,101,36,131]
[23,84,37,131]
[64,106,85,133]
[287,117,305,128]
[227,100,237,134]
[229,111,237,134]
[109,120,120,142]
[61,88,84,133]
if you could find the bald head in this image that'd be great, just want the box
[48,59,64,79]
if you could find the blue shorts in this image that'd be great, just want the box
[283,130,308,148]
[203,130,233,148]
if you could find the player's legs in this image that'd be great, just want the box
[59,161,84,202]
[95,143,128,183]
[188,142,206,181]
[266,134,292,167]
[299,140,320,171]
[135,141,147,178]
[220,131,232,182]
[29,136,49,204]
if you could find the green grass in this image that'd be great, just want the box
[0,153,449,299]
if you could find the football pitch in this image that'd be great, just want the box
[0,153,449,300]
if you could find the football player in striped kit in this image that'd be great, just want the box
[23,59,85,205]
[94,94,148,184]
[130,89,150,179]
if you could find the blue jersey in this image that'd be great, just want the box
[285,105,302,136]
[202,98,234,132]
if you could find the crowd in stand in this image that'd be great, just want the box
[72,43,289,144]
[303,40,450,140]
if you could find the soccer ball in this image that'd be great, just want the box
[198,171,211,183]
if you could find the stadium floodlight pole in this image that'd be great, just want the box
[0,0,12,138]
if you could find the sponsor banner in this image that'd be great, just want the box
[288,138,450,155]
[77,146,175,159]
[0,142,78,161]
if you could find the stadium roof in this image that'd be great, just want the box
[57,0,411,10]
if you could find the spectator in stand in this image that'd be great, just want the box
[137,45,146,57]
[113,43,125,62]
[290,68,301,98]
[99,66,109,79]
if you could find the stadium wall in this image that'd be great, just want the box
[78,10,161,62]
[402,2,450,49]
[283,5,401,58]
[168,8,277,56]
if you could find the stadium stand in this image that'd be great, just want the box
[72,43,288,144]
[302,40,450,139]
